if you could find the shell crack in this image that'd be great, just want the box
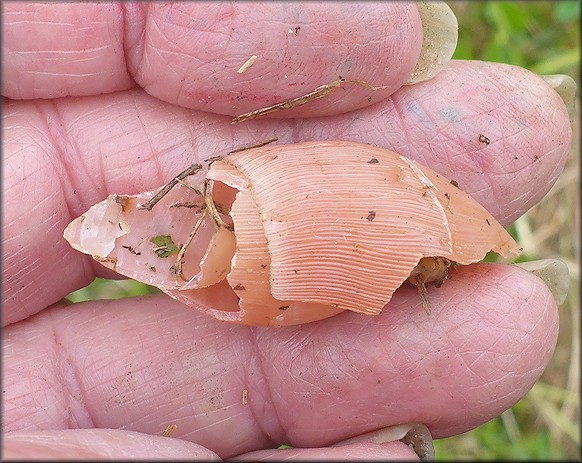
[398,156,453,254]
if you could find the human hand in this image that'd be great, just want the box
[2,2,573,460]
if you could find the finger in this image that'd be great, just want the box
[2,2,135,98]
[1,431,418,462]
[128,1,425,118]
[235,423,434,461]
[3,264,558,458]
[2,429,220,460]
[3,1,426,117]
[233,442,420,461]
[2,60,571,325]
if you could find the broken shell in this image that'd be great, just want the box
[63,141,521,326]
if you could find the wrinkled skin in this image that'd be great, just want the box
[2,2,570,460]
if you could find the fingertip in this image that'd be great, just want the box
[254,262,560,442]
[380,60,573,225]
[402,263,559,375]
[135,2,423,117]
[410,262,560,436]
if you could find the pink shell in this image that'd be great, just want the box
[64,141,521,326]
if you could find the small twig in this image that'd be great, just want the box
[204,180,233,231]
[170,201,206,211]
[139,139,278,211]
[412,276,431,315]
[174,177,204,196]
[172,206,208,281]
[138,163,202,211]
[231,78,393,124]
[171,200,231,216]
[226,137,279,155]
[231,79,345,124]
[203,137,279,166]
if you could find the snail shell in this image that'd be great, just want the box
[64,141,521,326]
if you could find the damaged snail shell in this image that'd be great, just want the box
[64,141,521,327]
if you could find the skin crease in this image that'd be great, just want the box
[1,1,570,461]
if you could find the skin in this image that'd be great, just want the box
[2,2,571,460]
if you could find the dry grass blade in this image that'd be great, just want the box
[231,78,395,124]
[138,163,202,211]
[162,424,177,437]
[172,206,207,281]
[231,78,345,124]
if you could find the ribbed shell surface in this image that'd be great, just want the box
[208,161,344,326]
[210,141,519,315]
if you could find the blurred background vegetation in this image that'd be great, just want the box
[66,1,580,460]
[437,1,580,460]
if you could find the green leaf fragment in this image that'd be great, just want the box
[150,235,180,258]
[555,1,580,23]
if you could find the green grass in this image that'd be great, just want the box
[452,1,580,79]
[65,2,580,460]
[66,277,159,303]
[435,409,561,460]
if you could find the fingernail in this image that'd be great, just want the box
[541,74,577,126]
[405,1,459,85]
[330,423,435,461]
[514,258,570,305]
